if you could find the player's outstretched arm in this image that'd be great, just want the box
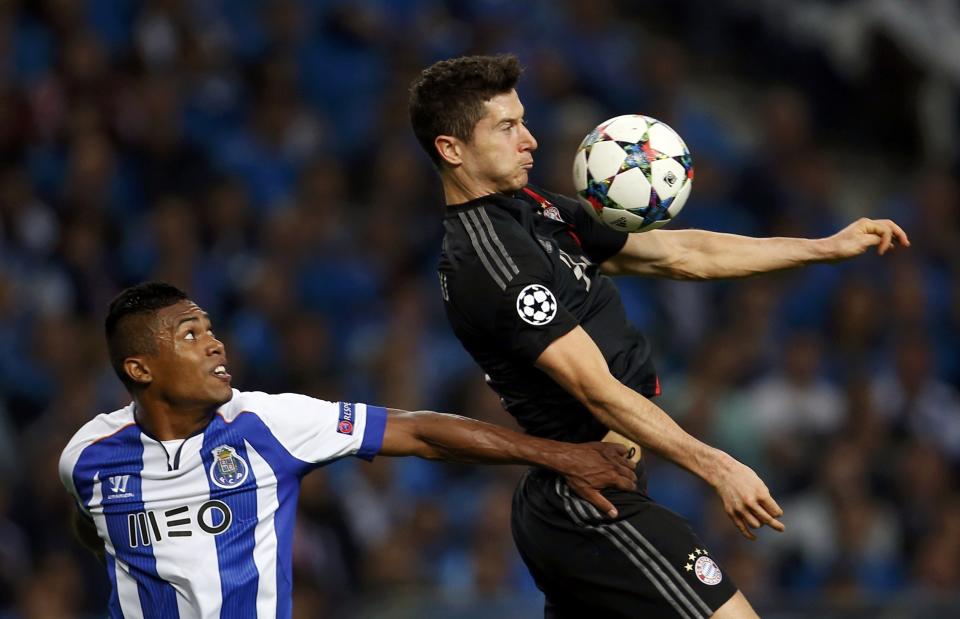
[379,409,637,518]
[601,218,910,280]
[536,326,785,540]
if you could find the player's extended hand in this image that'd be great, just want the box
[826,217,910,258]
[711,454,785,540]
[560,442,638,519]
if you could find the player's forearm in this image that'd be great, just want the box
[677,230,833,278]
[619,230,833,280]
[387,410,580,471]
[582,377,734,486]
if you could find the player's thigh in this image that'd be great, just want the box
[514,478,738,619]
[709,591,759,619]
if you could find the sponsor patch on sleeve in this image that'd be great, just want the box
[337,402,355,435]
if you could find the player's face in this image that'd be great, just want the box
[464,89,538,193]
[147,300,233,408]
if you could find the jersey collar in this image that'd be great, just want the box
[444,189,538,217]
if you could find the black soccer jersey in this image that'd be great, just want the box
[439,185,660,445]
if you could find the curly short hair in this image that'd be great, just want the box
[409,54,523,167]
[105,281,188,390]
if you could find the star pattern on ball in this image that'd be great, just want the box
[573,114,694,233]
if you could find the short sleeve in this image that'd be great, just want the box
[442,209,579,363]
[497,277,578,362]
[238,392,387,463]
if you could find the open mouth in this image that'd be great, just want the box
[212,364,231,381]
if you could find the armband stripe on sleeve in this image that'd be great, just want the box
[357,405,387,461]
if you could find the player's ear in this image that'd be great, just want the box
[435,135,463,166]
[124,357,153,387]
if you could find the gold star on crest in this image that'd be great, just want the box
[695,549,703,556]
[687,553,695,561]
[685,563,693,572]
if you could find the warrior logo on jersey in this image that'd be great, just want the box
[209,444,249,489]
[105,473,134,500]
[516,284,558,326]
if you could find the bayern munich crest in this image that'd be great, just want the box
[209,444,249,489]
[694,555,722,586]
[542,205,563,222]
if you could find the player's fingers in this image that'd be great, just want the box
[888,220,910,247]
[874,223,893,255]
[581,487,618,519]
[614,462,638,483]
[602,443,629,457]
[607,451,636,473]
[748,503,785,532]
[729,512,756,540]
[739,508,762,530]
[610,468,636,491]
[758,494,784,519]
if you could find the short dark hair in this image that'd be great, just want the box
[409,54,522,167]
[105,281,188,390]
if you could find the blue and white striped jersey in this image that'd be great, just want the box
[58,389,387,619]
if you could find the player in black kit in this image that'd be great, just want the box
[409,55,909,619]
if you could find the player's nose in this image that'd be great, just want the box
[207,335,225,357]
[521,124,538,151]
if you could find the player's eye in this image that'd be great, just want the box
[184,330,196,341]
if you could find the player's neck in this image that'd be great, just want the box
[441,170,505,205]
[133,397,217,441]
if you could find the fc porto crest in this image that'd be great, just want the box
[209,444,249,489]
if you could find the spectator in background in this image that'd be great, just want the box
[770,440,902,593]
[747,331,845,493]
[872,334,960,462]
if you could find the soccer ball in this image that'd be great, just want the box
[572,114,694,232]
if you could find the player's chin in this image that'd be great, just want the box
[208,380,233,403]
[503,170,529,191]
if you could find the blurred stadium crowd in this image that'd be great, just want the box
[1,0,959,617]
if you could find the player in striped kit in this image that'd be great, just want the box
[59,281,637,619]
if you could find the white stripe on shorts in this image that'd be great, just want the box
[556,480,712,619]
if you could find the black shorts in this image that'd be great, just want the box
[511,468,737,619]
